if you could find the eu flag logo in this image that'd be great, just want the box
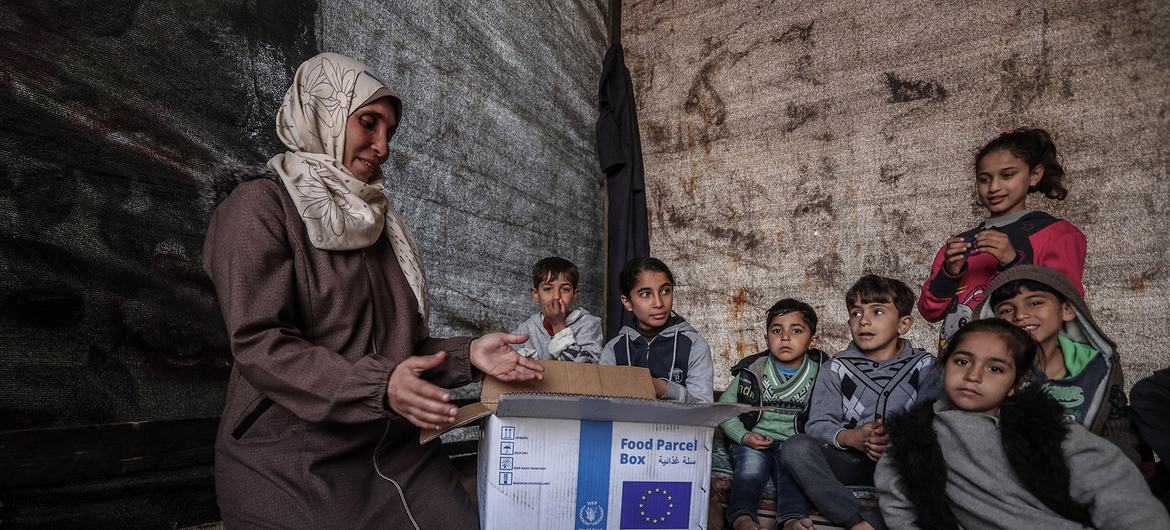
[619,481,690,529]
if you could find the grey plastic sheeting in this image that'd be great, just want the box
[0,1,605,430]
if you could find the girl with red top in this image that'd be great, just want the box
[919,128,1086,351]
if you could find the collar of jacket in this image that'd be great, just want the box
[201,163,280,214]
[730,348,829,375]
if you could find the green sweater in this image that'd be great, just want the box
[718,355,819,444]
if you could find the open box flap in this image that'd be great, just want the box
[495,394,758,427]
[419,401,493,444]
[480,361,656,403]
[420,361,656,443]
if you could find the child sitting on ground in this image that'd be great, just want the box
[719,299,828,530]
[511,257,603,362]
[876,319,1170,529]
[980,264,1142,462]
[782,275,940,530]
[600,257,713,403]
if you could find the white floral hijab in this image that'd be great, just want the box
[268,52,430,337]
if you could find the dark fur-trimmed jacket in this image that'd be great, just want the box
[886,386,1089,528]
[876,385,1170,529]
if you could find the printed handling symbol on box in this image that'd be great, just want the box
[501,441,514,455]
[499,457,513,470]
[501,426,516,440]
[499,472,513,485]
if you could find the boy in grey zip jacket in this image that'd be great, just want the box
[782,275,941,530]
[512,309,603,362]
[511,257,603,362]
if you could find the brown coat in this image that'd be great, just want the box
[203,170,480,529]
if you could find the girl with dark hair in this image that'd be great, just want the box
[875,319,1170,529]
[599,257,714,403]
[918,128,1087,351]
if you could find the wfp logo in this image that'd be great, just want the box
[579,500,605,526]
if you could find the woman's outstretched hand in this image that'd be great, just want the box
[470,333,545,382]
[387,351,459,430]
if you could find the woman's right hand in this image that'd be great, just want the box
[943,235,970,276]
[387,351,458,430]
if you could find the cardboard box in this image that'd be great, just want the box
[423,361,753,530]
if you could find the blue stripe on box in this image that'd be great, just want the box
[574,421,612,528]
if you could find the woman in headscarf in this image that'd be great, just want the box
[202,52,542,529]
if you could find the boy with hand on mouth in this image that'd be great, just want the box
[782,275,940,530]
[980,264,1141,462]
[511,257,603,362]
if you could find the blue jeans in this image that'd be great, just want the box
[726,439,811,524]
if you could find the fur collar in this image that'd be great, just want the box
[886,385,1091,528]
[200,162,279,213]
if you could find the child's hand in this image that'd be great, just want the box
[973,229,1017,266]
[544,298,569,333]
[651,378,669,398]
[837,423,876,452]
[743,432,774,450]
[864,419,889,461]
[943,235,970,276]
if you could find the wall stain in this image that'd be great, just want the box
[997,8,1053,114]
[793,192,833,217]
[656,194,691,230]
[885,207,925,241]
[807,251,843,288]
[773,21,815,45]
[882,72,947,103]
[736,336,750,358]
[818,156,838,180]
[879,163,907,185]
[682,170,700,198]
[1093,24,1112,46]
[1060,66,1075,99]
[685,57,732,137]
[782,102,818,133]
[706,225,763,250]
[684,20,818,149]
[795,54,822,85]
[729,287,749,321]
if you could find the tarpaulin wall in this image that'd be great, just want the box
[0,0,605,431]
[1,1,604,525]
[621,0,1170,389]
